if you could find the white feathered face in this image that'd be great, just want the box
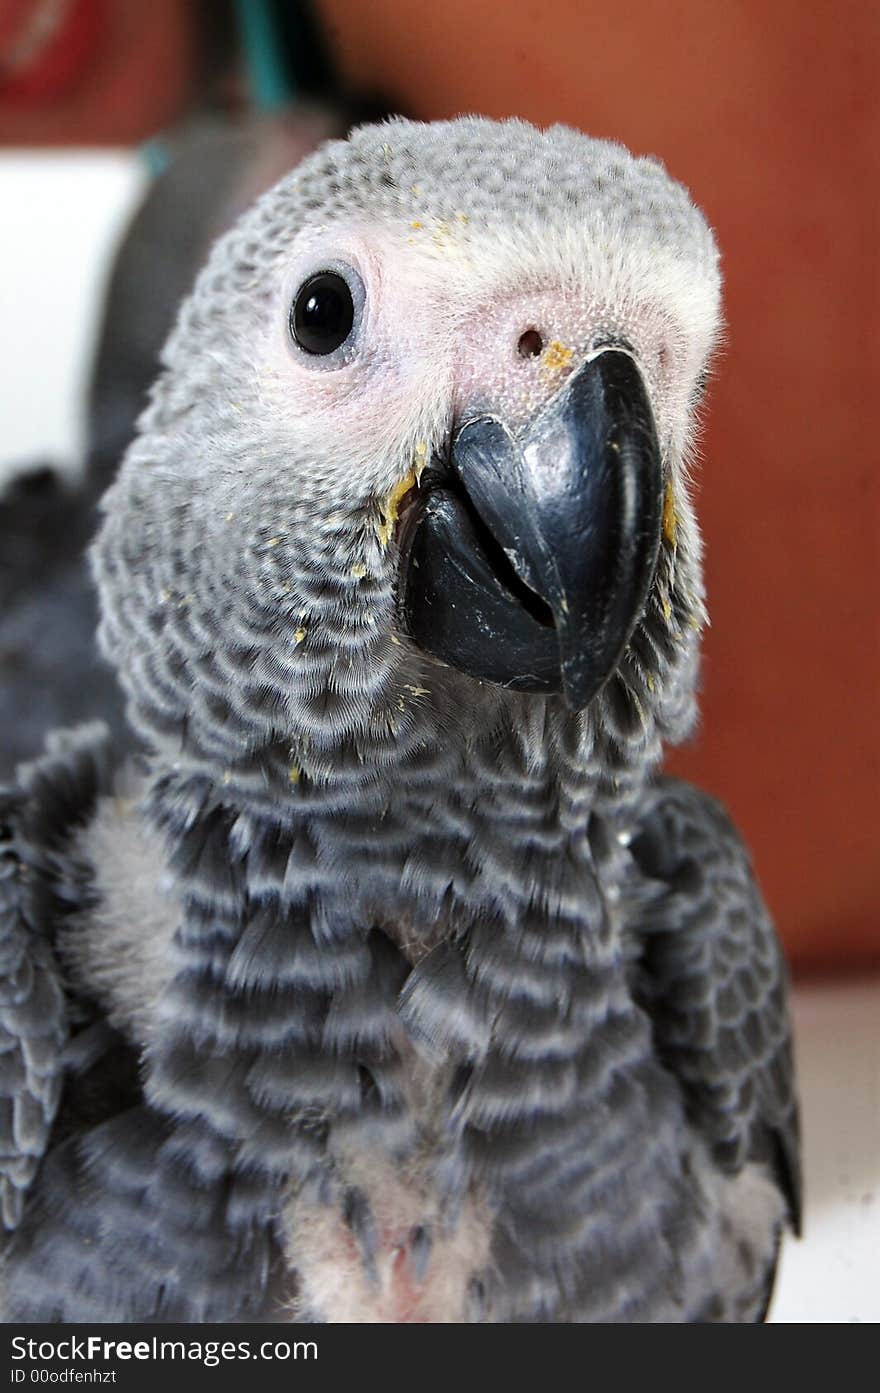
[93,118,721,776]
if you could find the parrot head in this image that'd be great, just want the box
[93,118,721,788]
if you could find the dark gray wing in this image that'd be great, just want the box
[1,726,274,1322]
[0,788,67,1229]
[0,725,115,1231]
[625,776,801,1233]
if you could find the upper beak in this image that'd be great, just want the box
[398,350,664,711]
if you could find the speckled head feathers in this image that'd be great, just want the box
[92,117,722,800]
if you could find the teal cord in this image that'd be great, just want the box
[139,1,297,177]
[140,138,171,176]
[234,0,295,111]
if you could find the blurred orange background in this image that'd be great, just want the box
[1,0,877,971]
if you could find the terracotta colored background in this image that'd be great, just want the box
[1,1,877,970]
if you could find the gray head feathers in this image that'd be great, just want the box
[92,117,720,809]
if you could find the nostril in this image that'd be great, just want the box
[517,328,543,359]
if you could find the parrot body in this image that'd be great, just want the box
[0,118,798,1321]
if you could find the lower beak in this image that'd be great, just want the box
[398,350,664,711]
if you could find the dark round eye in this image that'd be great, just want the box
[290,271,355,355]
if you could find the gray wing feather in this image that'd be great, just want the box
[0,725,115,1231]
[0,791,67,1229]
[626,776,801,1232]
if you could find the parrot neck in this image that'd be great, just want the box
[143,693,653,990]
[146,687,657,848]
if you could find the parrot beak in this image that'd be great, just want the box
[398,350,664,711]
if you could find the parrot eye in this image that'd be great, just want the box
[290,271,357,356]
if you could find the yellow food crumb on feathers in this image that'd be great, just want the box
[646,673,656,692]
[288,764,301,785]
[543,340,574,372]
[413,439,429,481]
[662,482,678,547]
[351,563,367,579]
[662,597,672,622]
[376,469,417,548]
[225,512,235,522]
[266,536,282,548]
[293,628,307,644]
[410,220,423,230]
[390,634,402,646]
[404,684,430,697]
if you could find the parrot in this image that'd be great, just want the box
[0,116,800,1323]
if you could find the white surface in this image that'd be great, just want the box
[770,978,880,1323]
[1,152,878,1323]
[0,151,148,481]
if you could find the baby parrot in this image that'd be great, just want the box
[0,117,799,1322]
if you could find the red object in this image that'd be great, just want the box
[0,0,192,142]
[0,0,104,105]
[316,0,879,972]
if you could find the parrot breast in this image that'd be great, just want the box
[279,1047,493,1323]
